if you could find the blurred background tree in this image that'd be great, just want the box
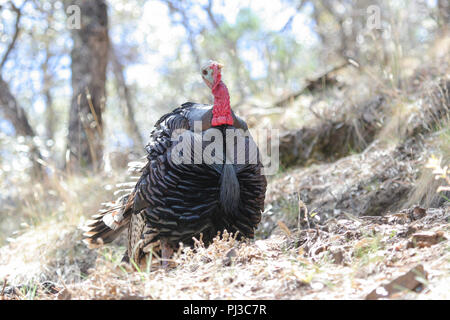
[63,0,109,172]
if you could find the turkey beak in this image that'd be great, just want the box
[217,63,224,70]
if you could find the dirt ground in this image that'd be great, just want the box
[0,149,448,299]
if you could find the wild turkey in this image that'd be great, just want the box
[83,60,267,268]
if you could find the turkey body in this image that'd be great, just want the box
[84,102,267,267]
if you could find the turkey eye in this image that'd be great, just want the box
[202,70,207,75]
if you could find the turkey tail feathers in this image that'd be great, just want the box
[219,164,240,217]
[82,194,134,249]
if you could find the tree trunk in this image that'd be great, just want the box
[110,47,144,148]
[44,84,55,141]
[438,0,450,29]
[64,0,109,172]
[0,2,44,178]
[0,74,44,177]
[42,51,55,141]
[0,75,35,137]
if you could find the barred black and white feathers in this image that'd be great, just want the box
[82,161,144,248]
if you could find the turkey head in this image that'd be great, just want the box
[201,60,233,127]
[201,60,223,89]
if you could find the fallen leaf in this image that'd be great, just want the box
[56,288,72,300]
[408,231,446,248]
[366,264,428,300]
[277,221,292,237]
[331,249,344,265]
[412,207,426,220]
[314,245,328,255]
[223,248,237,266]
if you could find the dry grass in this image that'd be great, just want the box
[2,206,448,300]
[405,123,450,208]
[0,154,123,239]
[0,163,129,287]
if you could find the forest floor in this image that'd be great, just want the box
[0,138,448,300]
[0,197,448,300]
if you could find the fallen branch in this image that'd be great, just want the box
[274,61,351,107]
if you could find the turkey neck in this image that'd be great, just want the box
[211,80,233,127]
